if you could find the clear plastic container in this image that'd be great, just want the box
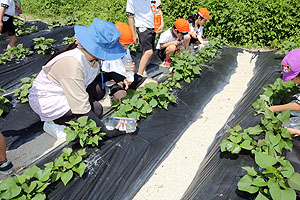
[123,58,135,82]
[283,117,300,130]
[103,117,137,132]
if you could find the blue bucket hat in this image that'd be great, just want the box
[74,18,126,60]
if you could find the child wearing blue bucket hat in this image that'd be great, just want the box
[29,18,131,139]
[268,49,300,136]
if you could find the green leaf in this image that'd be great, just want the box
[248,125,263,135]
[281,165,294,179]
[237,174,258,194]
[0,178,17,191]
[23,165,41,178]
[277,109,290,124]
[14,175,26,184]
[72,162,86,177]
[54,157,64,167]
[26,181,37,194]
[0,184,21,199]
[66,130,76,144]
[233,125,242,132]
[269,133,281,146]
[240,140,254,150]
[149,99,158,108]
[255,192,269,200]
[241,166,257,176]
[288,172,300,191]
[69,155,82,166]
[32,193,46,200]
[34,168,52,182]
[62,147,73,155]
[255,152,277,169]
[280,188,296,200]
[111,99,120,107]
[252,177,267,187]
[77,116,88,126]
[35,182,50,193]
[61,170,73,186]
[231,143,242,154]
[269,182,281,200]
[280,127,291,138]
[228,134,242,143]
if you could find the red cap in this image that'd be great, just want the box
[115,22,134,43]
[198,8,210,20]
[174,18,190,33]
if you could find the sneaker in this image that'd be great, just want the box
[164,59,171,67]
[0,159,14,175]
[43,121,67,139]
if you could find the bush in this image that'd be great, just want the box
[22,0,300,49]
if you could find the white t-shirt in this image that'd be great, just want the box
[188,22,204,39]
[102,48,134,86]
[0,0,15,21]
[126,0,161,28]
[156,28,178,49]
[102,48,132,76]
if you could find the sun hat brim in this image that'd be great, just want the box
[74,23,126,61]
[282,71,299,82]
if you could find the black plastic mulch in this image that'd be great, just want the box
[182,51,300,200]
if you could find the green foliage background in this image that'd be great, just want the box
[22,0,300,49]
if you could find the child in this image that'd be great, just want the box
[0,132,13,175]
[126,0,164,76]
[184,8,210,50]
[102,22,158,100]
[156,18,190,67]
[0,0,17,49]
[268,49,300,136]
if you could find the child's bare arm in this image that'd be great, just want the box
[268,102,300,112]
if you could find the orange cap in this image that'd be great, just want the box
[198,8,210,20]
[174,18,190,33]
[115,22,134,44]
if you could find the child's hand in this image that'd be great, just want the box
[286,127,300,137]
[173,41,181,46]
[267,106,275,112]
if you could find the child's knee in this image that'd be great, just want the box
[166,45,177,54]
[184,34,191,42]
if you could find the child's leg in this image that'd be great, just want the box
[0,133,6,161]
[183,34,191,50]
[137,78,158,89]
[7,35,17,49]
[165,45,177,60]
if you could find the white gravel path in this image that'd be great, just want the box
[133,50,257,200]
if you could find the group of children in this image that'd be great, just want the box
[1,0,300,177]
[127,0,211,72]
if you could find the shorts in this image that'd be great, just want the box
[1,17,15,36]
[157,48,166,62]
[109,73,147,96]
[136,27,156,52]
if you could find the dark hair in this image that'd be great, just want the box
[172,25,188,36]
[186,14,203,27]
[45,42,78,64]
